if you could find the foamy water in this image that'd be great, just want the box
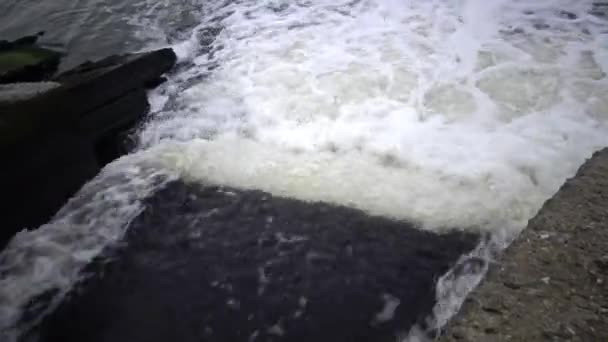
[138,0,608,234]
[1,0,608,340]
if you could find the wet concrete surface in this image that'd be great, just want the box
[27,180,479,342]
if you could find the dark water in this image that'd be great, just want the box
[25,181,479,342]
[0,0,198,69]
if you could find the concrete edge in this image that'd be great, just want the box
[438,148,608,341]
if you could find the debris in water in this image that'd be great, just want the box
[373,293,401,324]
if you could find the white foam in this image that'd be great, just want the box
[139,0,608,239]
[149,134,554,233]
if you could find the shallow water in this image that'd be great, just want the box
[1,0,608,340]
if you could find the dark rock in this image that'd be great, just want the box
[0,32,45,50]
[87,88,150,165]
[0,48,176,150]
[0,33,62,84]
[484,327,497,334]
[480,306,502,315]
[144,76,168,89]
[27,181,480,342]
[0,32,43,51]
[502,281,522,290]
[0,135,100,247]
[0,48,176,249]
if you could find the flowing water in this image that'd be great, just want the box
[1,0,608,340]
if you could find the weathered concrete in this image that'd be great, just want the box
[439,149,608,341]
[25,181,480,342]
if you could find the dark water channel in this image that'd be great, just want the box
[26,181,478,342]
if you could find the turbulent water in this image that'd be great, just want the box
[1,0,608,340]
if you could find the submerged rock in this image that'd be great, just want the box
[0,33,62,84]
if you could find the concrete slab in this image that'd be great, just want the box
[439,149,608,341]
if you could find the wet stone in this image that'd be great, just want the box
[28,180,479,342]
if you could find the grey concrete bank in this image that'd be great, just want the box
[439,149,608,341]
